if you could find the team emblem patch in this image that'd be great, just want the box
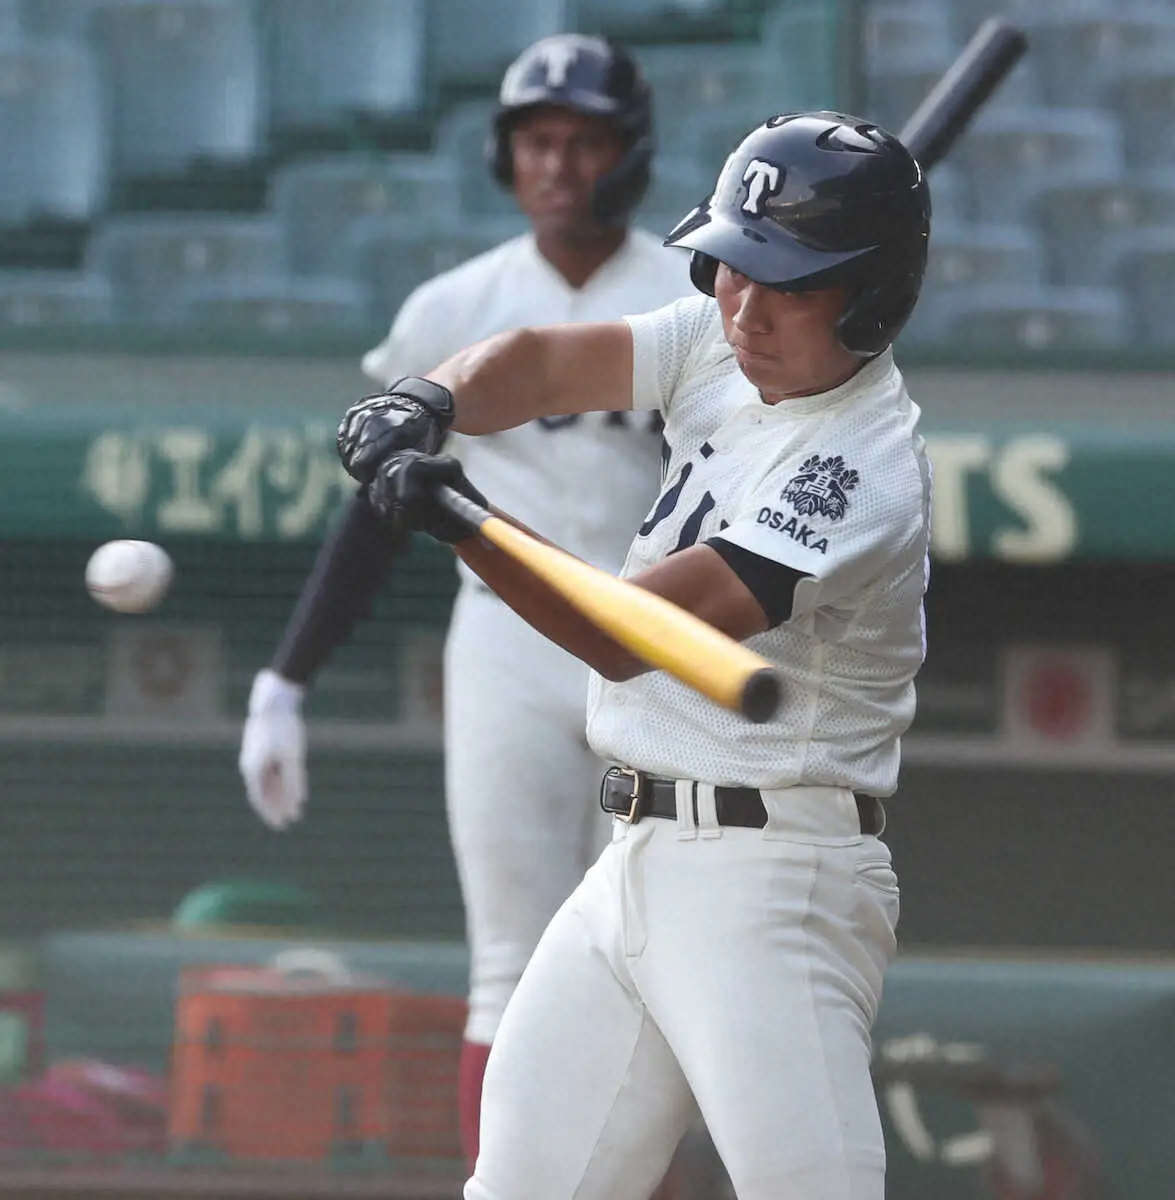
[781,454,859,521]
[741,158,782,216]
[540,42,578,87]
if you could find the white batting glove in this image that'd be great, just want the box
[239,669,308,830]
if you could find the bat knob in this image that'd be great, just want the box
[740,668,783,723]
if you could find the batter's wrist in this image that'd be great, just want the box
[249,669,306,716]
[386,376,456,428]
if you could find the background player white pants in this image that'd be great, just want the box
[467,785,899,1200]
[444,584,612,1045]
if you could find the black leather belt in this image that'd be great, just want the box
[600,767,884,835]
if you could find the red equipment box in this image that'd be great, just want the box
[169,961,464,1165]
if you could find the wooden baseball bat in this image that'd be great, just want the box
[437,486,783,723]
[899,17,1028,170]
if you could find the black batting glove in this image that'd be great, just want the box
[336,376,455,485]
[368,451,487,545]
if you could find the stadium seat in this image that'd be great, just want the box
[0,0,19,39]
[908,282,1128,351]
[636,154,714,237]
[577,0,725,23]
[89,0,261,178]
[575,0,663,26]
[864,1,955,66]
[1011,8,1175,109]
[866,56,956,138]
[427,0,567,87]
[0,38,107,224]
[926,161,972,225]
[638,43,783,160]
[869,29,1040,140]
[904,222,1046,346]
[949,0,1111,36]
[161,275,371,335]
[17,0,101,40]
[955,106,1124,226]
[689,108,777,181]
[269,154,462,277]
[0,268,114,326]
[84,213,288,322]
[1033,171,1175,285]
[759,0,851,112]
[576,0,735,41]
[344,215,524,329]
[1113,228,1175,345]
[774,1,1045,145]
[1104,60,1175,171]
[259,0,426,135]
[925,221,1045,290]
[434,101,522,219]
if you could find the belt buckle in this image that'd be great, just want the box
[606,766,645,824]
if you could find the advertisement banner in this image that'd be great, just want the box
[0,409,1170,558]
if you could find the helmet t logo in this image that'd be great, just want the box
[540,43,578,88]
[741,159,782,217]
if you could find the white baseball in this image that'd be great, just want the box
[85,540,174,613]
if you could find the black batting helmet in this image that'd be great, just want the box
[664,112,931,357]
[488,33,653,225]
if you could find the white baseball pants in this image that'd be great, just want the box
[466,784,899,1200]
[444,584,612,1045]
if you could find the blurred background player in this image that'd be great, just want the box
[237,32,691,1169]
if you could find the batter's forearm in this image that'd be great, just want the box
[429,322,634,435]
[429,330,544,434]
[454,523,645,682]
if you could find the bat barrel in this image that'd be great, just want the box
[438,484,784,724]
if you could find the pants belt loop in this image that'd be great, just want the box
[674,779,697,840]
[694,782,722,839]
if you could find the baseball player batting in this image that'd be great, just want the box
[238,34,692,1170]
[337,110,932,1199]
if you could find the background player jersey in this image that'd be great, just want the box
[361,228,690,575]
[586,295,933,796]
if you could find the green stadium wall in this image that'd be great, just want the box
[0,350,1172,954]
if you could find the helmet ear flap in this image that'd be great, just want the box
[591,131,653,226]
[487,113,514,188]
[835,295,887,358]
[689,252,718,296]
[835,257,924,356]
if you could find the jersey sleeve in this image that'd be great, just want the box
[625,295,722,416]
[716,431,929,618]
[359,280,466,386]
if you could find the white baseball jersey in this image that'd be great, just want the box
[586,294,932,796]
[362,228,691,573]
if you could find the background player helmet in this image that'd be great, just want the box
[664,112,931,357]
[488,33,653,225]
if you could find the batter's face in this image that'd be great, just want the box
[714,264,862,403]
[509,107,626,240]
